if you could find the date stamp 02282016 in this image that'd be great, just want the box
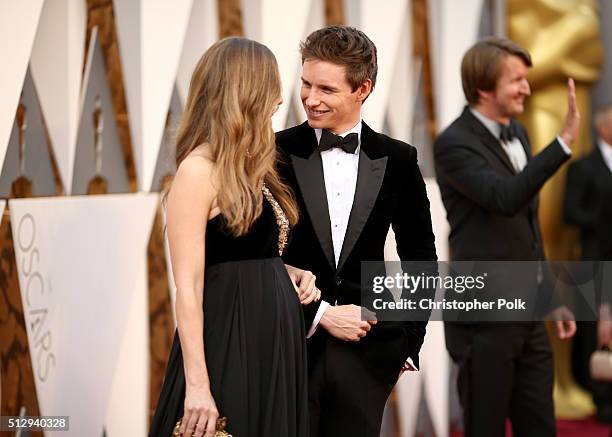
[0,416,69,432]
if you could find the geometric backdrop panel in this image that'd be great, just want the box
[357,0,410,132]
[175,0,218,105]
[73,30,129,195]
[9,193,158,436]
[428,0,483,131]
[113,0,193,191]
[0,69,58,198]
[250,0,320,131]
[30,0,87,193]
[0,0,44,170]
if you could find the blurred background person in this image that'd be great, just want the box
[434,37,578,437]
[564,104,612,423]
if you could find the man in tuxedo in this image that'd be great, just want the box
[434,37,578,437]
[564,104,612,422]
[277,26,437,437]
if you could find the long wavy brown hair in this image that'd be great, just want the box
[172,37,298,236]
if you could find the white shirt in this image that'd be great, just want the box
[306,120,361,338]
[306,120,419,371]
[470,108,571,171]
[599,139,612,173]
[317,123,362,265]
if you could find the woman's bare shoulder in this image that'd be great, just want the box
[171,146,218,201]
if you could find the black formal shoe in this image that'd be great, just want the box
[596,403,612,424]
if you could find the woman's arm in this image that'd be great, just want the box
[166,154,219,437]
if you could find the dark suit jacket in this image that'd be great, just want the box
[564,144,612,260]
[434,107,570,317]
[434,107,569,261]
[276,121,437,369]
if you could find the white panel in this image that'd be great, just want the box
[394,366,421,436]
[113,0,142,188]
[1,200,5,217]
[353,0,409,132]
[10,194,158,436]
[429,0,483,132]
[386,179,451,437]
[386,8,414,143]
[105,243,150,437]
[240,0,263,41]
[114,0,194,191]
[30,0,87,193]
[423,178,450,437]
[426,177,449,262]
[289,0,325,127]
[421,321,449,437]
[260,0,317,131]
[141,0,193,191]
[0,1,44,171]
[176,0,218,104]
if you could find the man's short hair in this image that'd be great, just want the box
[594,104,612,130]
[461,37,532,105]
[300,25,377,92]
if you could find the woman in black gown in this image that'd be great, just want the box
[149,37,317,437]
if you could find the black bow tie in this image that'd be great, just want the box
[319,129,359,154]
[499,123,516,143]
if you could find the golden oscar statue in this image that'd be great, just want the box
[508,0,603,418]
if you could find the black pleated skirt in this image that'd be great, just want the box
[149,258,309,436]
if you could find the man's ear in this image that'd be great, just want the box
[477,88,492,104]
[356,79,373,102]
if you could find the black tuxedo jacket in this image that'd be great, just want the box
[276,121,437,368]
[434,107,569,262]
[564,144,612,260]
[434,107,571,318]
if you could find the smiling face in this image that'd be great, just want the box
[478,55,531,123]
[300,59,371,134]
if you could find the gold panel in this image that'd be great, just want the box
[86,0,137,193]
[0,208,43,437]
[147,205,174,427]
[218,0,244,38]
[412,0,437,139]
[324,0,345,25]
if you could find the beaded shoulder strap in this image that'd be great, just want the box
[262,183,289,256]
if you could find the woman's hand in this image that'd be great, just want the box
[180,384,219,437]
[285,264,321,305]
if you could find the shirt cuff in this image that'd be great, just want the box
[307,300,330,339]
[557,136,572,156]
[403,357,419,371]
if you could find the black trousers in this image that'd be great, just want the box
[445,322,555,437]
[307,329,408,437]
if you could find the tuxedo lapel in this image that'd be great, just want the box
[290,148,336,271]
[337,123,387,272]
[464,108,516,174]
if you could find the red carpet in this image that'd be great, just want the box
[448,417,612,437]
[556,418,612,437]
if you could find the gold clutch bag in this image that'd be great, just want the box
[172,417,232,436]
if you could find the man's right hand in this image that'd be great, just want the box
[559,78,580,147]
[319,304,377,342]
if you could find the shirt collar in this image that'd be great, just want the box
[470,107,504,140]
[314,119,362,152]
[598,138,612,169]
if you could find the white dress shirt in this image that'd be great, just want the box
[470,108,571,172]
[306,120,361,338]
[599,139,612,173]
